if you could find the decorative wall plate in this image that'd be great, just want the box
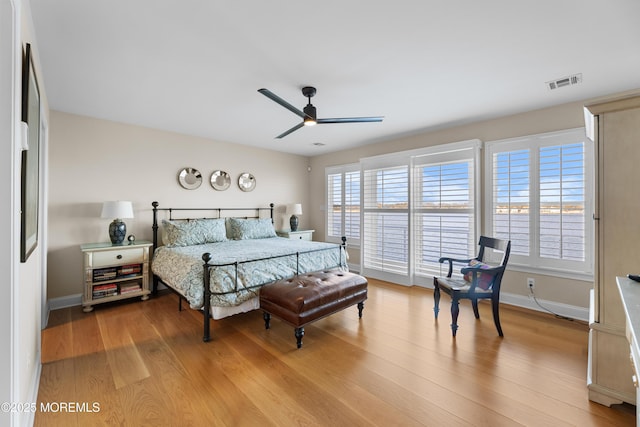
[238,172,256,192]
[210,170,231,191]
[178,167,202,190]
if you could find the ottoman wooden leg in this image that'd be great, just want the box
[295,327,305,349]
[263,312,271,329]
[357,301,365,318]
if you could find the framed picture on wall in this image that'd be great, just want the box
[20,43,40,263]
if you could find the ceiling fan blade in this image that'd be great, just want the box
[317,116,384,124]
[258,88,306,119]
[276,122,304,139]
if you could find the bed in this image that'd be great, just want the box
[150,201,348,341]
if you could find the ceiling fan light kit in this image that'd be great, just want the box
[303,104,317,126]
[258,86,383,138]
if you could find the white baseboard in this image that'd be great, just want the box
[48,293,82,311]
[500,291,589,322]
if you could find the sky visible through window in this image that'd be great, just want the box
[366,163,472,207]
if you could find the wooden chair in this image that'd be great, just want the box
[433,236,511,337]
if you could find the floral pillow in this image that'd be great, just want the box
[462,259,495,290]
[227,218,276,240]
[162,218,227,247]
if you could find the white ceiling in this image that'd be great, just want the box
[30,0,640,156]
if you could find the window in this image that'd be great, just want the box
[326,164,360,243]
[485,128,593,277]
[362,164,409,279]
[360,140,481,285]
[413,152,477,278]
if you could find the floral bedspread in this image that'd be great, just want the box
[152,237,346,308]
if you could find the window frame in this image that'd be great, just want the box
[484,127,594,280]
[325,163,361,246]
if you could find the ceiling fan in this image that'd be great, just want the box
[258,86,384,139]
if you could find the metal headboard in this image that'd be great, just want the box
[151,201,275,252]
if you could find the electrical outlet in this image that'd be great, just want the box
[527,277,535,290]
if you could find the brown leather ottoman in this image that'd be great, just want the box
[260,270,368,348]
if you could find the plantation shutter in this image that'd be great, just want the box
[344,170,361,240]
[412,148,477,278]
[539,142,585,261]
[326,165,361,243]
[362,161,410,283]
[327,172,342,239]
[491,149,530,256]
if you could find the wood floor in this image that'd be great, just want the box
[36,279,635,426]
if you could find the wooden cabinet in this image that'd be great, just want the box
[585,93,640,406]
[276,230,314,241]
[81,241,152,312]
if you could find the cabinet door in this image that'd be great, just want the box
[600,107,640,328]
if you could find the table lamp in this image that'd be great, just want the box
[101,201,134,244]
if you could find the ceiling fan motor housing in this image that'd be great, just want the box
[303,104,317,122]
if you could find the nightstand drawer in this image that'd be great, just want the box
[91,247,144,268]
[276,230,314,241]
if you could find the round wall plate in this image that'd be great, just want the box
[238,172,256,192]
[178,167,202,190]
[210,170,231,191]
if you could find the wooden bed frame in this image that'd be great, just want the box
[151,201,347,341]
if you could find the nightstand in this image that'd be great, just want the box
[80,241,153,312]
[276,229,314,241]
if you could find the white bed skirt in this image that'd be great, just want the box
[210,296,260,320]
[159,281,260,320]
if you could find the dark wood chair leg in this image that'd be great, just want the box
[357,301,365,318]
[263,312,271,329]
[450,296,460,337]
[433,277,440,319]
[492,297,504,337]
[472,299,480,319]
[295,327,305,348]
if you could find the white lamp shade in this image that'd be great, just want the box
[287,203,303,216]
[101,201,134,219]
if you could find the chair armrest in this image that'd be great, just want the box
[438,257,474,264]
[438,257,475,277]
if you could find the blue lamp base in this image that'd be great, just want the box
[289,215,299,232]
[109,219,126,245]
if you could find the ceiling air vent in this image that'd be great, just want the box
[546,73,582,90]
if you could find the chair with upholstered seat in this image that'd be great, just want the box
[433,236,511,337]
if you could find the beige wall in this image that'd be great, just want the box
[47,111,311,299]
[308,100,593,309]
